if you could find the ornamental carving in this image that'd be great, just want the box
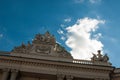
[11,31,73,59]
[35,45,51,54]
[32,31,56,45]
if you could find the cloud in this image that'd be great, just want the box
[57,29,66,41]
[74,0,101,4]
[60,24,65,28]
[0,34,3,38]
[93,33,102,40]
[89,0,101,4]
[64,18,71,23]
[59,17,105,60]
[74,0,84,3]
[57,29,64,35]
[61,36,66,41]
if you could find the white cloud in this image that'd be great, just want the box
[89,0,101,4]
[64,17,105,60]
[61,36,66,40]
[93,33,102,40]
[74,0,101,4]
[60,24,65,28]
[64,18,71,23]
[57,29,64,35]
[74,0,84,3]
[0,34,3,38]
[57,29,66,41]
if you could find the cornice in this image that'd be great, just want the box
[0,55,113,72]
[0,55,113,79]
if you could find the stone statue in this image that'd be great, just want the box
[53,43,72,58]
[91,50,109,63]
[103,54,109,62]
[35,34,41,40]
[21,43,26,48]
[54,43,65,53]
[27,41,31,47]
[97,50,103,61]
[12,42,26,53]
[91,53,97,61]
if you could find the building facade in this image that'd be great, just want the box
[0,32,120,80]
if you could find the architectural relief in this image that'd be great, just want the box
[0,32,120,80]
[11,31,72,59]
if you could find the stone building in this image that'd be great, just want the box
[0,32,120,80]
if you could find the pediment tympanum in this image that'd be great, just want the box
[11,31,73,59]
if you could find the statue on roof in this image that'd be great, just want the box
[91,53,97,61]
[12,42,27,53]
[45,31,50,37]
[97,50,103,61]
[32,31,55,45]
[54,43,72,58]
[103,54,109,62]
[11,32,73,59]
[91,50,109,63]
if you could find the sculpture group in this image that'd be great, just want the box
[91,50,109,62]
[11,31,72,58]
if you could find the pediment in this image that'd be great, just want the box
[11,32,73,59]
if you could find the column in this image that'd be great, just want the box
[66,75,73,80]
[1,68,10,80]
[57,74,65,80]
[10,69,18,80]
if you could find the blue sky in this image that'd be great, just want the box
[0,0,120,67]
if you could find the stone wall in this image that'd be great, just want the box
[112,68,120,80]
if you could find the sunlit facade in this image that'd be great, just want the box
[0,32,120,80]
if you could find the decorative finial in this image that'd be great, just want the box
[21,42,26,48]
[45,31,50,36]
[27,41,31,47]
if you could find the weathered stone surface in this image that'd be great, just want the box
[0,32,119,80]
[11,31,73,59]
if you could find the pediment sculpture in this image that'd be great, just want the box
[11,31,73,59]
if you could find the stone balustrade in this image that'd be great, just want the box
[72,59,111,66]
[73,59,93,64]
